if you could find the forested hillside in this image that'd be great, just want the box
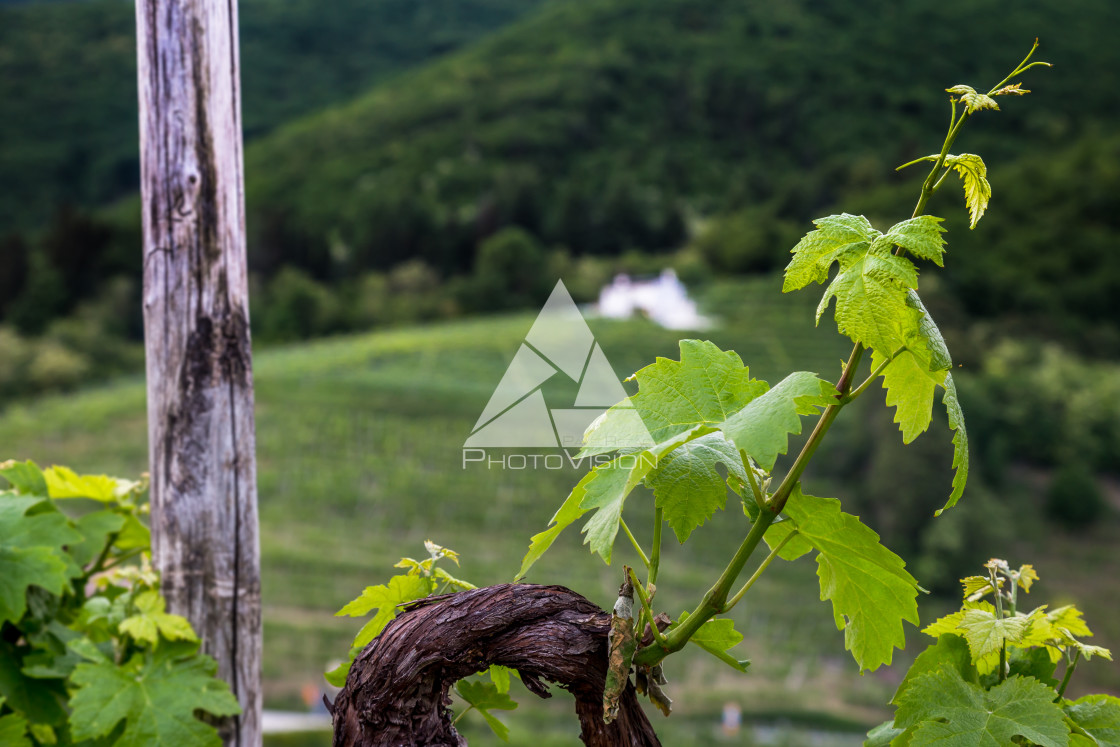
[0,0,547,230]
[237,0,1120,346]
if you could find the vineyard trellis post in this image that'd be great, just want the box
[134,0,262,743]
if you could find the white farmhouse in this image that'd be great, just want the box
[597,269,712,330]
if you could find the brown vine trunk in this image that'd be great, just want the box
[329,584,662,746]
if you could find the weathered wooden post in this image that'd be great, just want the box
[134,0,261,744]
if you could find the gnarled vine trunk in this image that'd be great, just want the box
[329,584,662,746]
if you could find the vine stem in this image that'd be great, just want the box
[634,41,1047,671]
[1056,650,1081,700]
[633,345,864,668]
[627,566,668,648]
[649,508,663,586]
[843,346,905,404]
[619,518,651,570]
[725,530,799,611]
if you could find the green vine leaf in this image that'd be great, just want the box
[0,496,82,625]
[956,608,1031,660]
[455,680,517,741]
[815,237,917,354]
[947,84,1000,114]
[646,432,748,543]
[1065,694,1120,747]
[785,213,935,355]
[69,640,241,746]
[945,154,992,229]
[778,486,919,671]
[762,519,814,561]
[336,574,432,648]
[0,700,30,747]
[939,372,969,513]
[578,428,705,562]
[43,466,139,503]
[586,340,767,448]
[0,460,49,497]
[119,590,199,647]
[877,215,947,266]
[670,611,750,673]
[783,213,880,291]
[892,634,977,707]
[718,371,837,471]
[894,667,1068,747]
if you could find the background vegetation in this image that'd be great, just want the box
[2,0,1117,742]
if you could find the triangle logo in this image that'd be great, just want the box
[465,280,653,450]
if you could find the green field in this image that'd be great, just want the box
[2,277,1117,743]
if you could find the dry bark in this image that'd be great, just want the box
[135,0,261,742]
[330,584,662,746]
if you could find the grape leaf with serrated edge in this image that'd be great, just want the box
[119,590,198,647]
[582,340,767,449]
[43,466,138,503]
[0,496,82,624]
[646,431,748,543]
[877,216,947,266]
[775,486,919,671]
[68,640,240,747]
[0,701,30,747]
[670,611,750,673]
[1066,695,1120,747]
[814,238,919,355]
[336,574,432,649]
[939,372,969,514]
[893,667,1068,747]
[783,213,880,291]
[579,427,708,562]
[945,154,992,229]
[718,371,837,470]
[871,291,951,444]
[520,424,710,573]
[957,607,1031,660]
[0,460,48,496]
[455,680,517,742]
[891,634,977,707]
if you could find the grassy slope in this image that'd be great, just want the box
[2,278,1117,739]
[0,0,547,231]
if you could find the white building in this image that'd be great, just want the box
[597,269,712,330]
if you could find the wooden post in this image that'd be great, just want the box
[134,0,261,744]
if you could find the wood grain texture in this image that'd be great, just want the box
[134,0,261,743]
[331,584,662,746]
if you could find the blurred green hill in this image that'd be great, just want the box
[0,0,548,231]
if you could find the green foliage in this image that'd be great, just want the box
[69,640,239,746]
[1045,461,1108,529]
[0,0,548,232]
[454,680,518,741]
[0,460,237,747]
[668,611,749,673]
[519,340,836,574]
[869,560,1116,747]
[464,227,554,312]
[511,46,1078,734]
[330,542,514,741]
[766,488,919,672]
[895,669,1068,747]
[784,210,967,510]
